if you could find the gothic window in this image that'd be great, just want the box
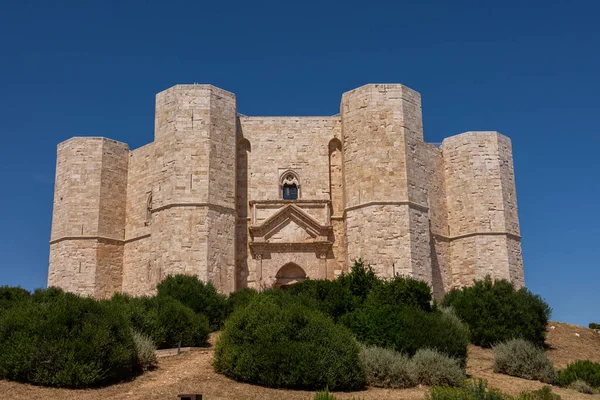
[280,171,300,200]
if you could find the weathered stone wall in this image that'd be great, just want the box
[148,85,237,292]
[441,131,523,288]
[237,116,346,284]
[49,137,129,297]
[49,83,525,298]
[122,142,155,296]
[341,84,432,281]
[238,117,340,201]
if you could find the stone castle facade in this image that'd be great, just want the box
[48,83,524,299]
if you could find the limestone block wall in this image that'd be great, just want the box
[237,117,346,285]
[419,142,451,298]
[48,82,525,299]
[149,85,237,293]
[238,117,341,202]
[441,131,524,288]
[122,142,155,296]
[49,137,129,298]
[341,84,432,282]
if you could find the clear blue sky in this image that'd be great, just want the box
[1,0,598,325]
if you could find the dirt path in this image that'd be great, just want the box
[0,322,598,399]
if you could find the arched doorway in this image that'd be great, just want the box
[274,263,306,289]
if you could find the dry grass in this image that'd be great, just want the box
[1,322,599,400]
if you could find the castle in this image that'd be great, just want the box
[48,83,524,299]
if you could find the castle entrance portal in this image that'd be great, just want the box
[274,263,306,289]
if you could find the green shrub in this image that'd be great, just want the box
[156,274,227,331]
[284,278,355,321]
[309,389,364,400]
[132,330,157,371]
[569,379,595,394]
[0,288,140,387]
[411,348,465,387]
[226,287,258,314]
[555,360,600,388]
[515,386,561,400]
[214,293,366,390]
[428,380,562,400]
[341,304,469,365]
[364,275,433,312]
[311,389,337,400]
[285,259,379,322]
[493,339,555,383]
[111,294,209,349]
[345,259,379,303]
[427,379,506,400]
[442,277,551,348]
[359,344,415,388]
[589,322,600,330]
[0,286,30,311]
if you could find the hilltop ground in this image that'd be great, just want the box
[1,322,599,400]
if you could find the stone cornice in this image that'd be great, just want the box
[432,231,521,241]
[50,235,124,245]
[151,202,235,214]
[345,201,429,213]
[249,199,330,206]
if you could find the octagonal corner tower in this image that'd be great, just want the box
[48,82,524,299]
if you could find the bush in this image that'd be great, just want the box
[156,274,227,331]
[112,294,210,349]
[341,304,469,365]
[284,278,355,321]
[493,339,555,383]
[428,380,562,400]
[226,287,258,314]
[214,293,366,390]
[515,386,561,400]
[569,379,595,394]
[132,330,157,371]
[442,277,551,348]
[0,286,30,311]
[359,345,414,388]
[0,288,140,387]
[589,322,600,330]
[364,275,433,312]
[411,348,465,387]
[344,259,379,303]
[309,389,364,400]
[555,360,600,388]
[285,259,379,322]
[428,379,506,400]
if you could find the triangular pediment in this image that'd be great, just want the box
[250,205,332,243]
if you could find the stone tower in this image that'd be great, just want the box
[48,82,524,299]
[48,137,129,298]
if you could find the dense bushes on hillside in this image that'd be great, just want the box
[427,380,562,400]
[589,322,600,330]
[226,287,258,314]
[493,339,555,383]
[364,275,433,312]
[156,274,227,331]
[214,293,366,390]
[111,294,209,349]
[555,360,600,389]
[0,288,141,387]
[442,277,551,348]
[359,345,414,388]
[0,285,29,311]
[341,303,469,365]
[284,259,378,321]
